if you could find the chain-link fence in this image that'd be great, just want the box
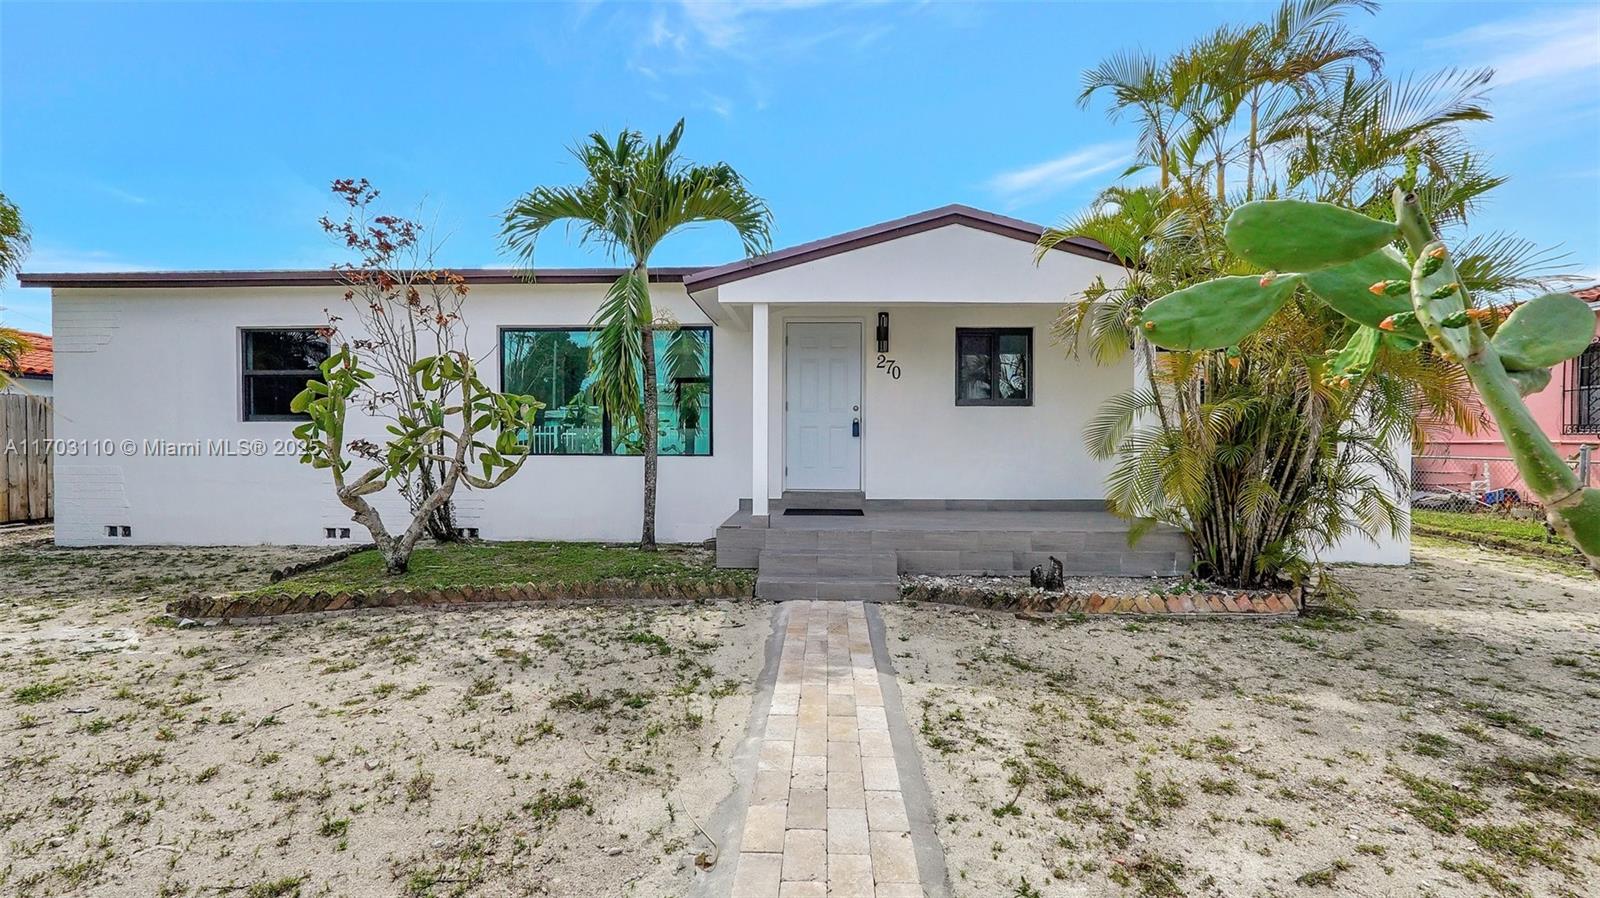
[1412,447,1598,513]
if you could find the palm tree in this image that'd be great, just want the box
[1083,0,1382,203]
[0,192,32,389]
[1079,50,1179,190]
[502,120,771,549]
[1238,0,1382,199]
[1044,1,1572,589]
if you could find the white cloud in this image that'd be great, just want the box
[616,0,915,115]
[986,142,1130,199]
[675,0,841,52]
[701,92,734,119]
[1432,7,1600,88]
[93,184,148,205]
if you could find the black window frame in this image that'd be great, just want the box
[498,325,714,457]
[1563,341,1600,434]
[240,327,330,422]
[954,327,1034,407]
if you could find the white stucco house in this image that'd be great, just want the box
[20,204,1405,596]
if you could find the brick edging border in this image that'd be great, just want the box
[899,584,1300,616]
[168,578,756,621]
[268,545,372,583]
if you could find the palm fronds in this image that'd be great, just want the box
[1051,2,1539,587]
[500,119,771,546]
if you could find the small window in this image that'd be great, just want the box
[242,329,329,421]
[956,328,1032,406]
[1564,342,1600,434]
[501,326,712,456]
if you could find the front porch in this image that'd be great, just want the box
[715,495,1192,601]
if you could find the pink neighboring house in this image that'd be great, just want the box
[1416,285,1600,496]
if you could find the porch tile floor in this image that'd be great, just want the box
[728,601,933,898]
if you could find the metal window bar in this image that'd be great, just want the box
[1562,342,1600,434]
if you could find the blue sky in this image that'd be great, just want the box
[2,0,1597,334]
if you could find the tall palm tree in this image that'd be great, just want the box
[1044,1,1572,589]
[502,120,771,549]
[0,192,33,389]
[1239,0,1382,199]
[1079,50,1179,190]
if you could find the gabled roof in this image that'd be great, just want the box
[15,267,706,289]
[7,330,52,379]
[682,204,1115,292]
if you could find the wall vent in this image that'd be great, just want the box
[455,527,480,540]
[324,527,352,539]
[105,525,131,538]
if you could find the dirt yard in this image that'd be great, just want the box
[6,531,1599,898]
[884,542,1600,898]
[0,533,769,897]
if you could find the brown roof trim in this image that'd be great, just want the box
[681,204,1116,292]
[16,267,705,289]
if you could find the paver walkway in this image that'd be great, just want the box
[726,601,938,898]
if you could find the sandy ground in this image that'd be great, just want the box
[0,535,770,897]
[884,542,1600,898]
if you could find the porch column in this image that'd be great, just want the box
[751,302,770,522]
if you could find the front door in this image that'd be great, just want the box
[784,322,862,491]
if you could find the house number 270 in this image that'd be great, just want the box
[876,354,902,380]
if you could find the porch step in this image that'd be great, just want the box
[755,548,899,602]
[755,575,902,602]
[779,490,866,511]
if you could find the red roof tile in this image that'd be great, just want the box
[1575,284,1600,302]
[8,330,51,378]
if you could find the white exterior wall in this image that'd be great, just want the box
[762,304,1127,500]
[713,224,1114,307]
[1,376,52,398]
[1321,433,1412,565]
[50,283,750,547]
[45,216,1409,563]
[713,223,1135,502]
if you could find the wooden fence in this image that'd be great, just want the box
[0,393,52,524]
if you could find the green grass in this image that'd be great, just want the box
[11,681,69,705]
[256,541,753,596]
[1411,509,1584,565]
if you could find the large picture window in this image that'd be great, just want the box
[501,326,712,456]
[241,328,329,421]
[956,328,1032,406]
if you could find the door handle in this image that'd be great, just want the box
[852,417,861,438]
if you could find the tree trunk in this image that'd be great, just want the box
[417,454,458,542]
[638,263,659,551]
[1246,88,1259,201]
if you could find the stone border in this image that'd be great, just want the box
[898,583,1300,616]
[169,577,755,621]
[267,545,372,583]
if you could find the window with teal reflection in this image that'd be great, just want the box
[500,326,711,456]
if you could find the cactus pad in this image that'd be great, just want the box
[1324,326,1381,384]
[1505,367,1552,397]
[1301,246,1425,338]
[1136,275,1299,351]
[1490,292,1594,372]
[1225,200,1398,273]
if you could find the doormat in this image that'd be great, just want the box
[783,508,865,516]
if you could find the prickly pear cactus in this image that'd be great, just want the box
[1132,191,1600,574]
[1224,200,1401,272]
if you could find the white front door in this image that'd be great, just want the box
[784,322,862,491]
